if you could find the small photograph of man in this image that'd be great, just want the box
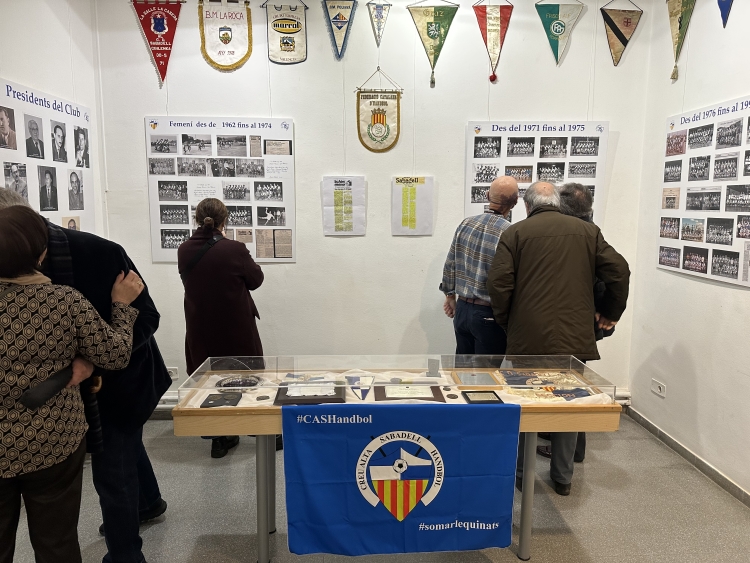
[0,106,18,150]
[68,170,84,210]
[51,120,67,163]
[4,162,28,200]
[24,115,44,158]
[74,126,89,168]
[38,165,58,211]
[62,216,80,231]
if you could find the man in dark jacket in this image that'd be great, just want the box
[0,187,172,563]
[487,181,629,495]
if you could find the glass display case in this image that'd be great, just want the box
[176,355,617,409]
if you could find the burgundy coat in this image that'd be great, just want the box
[178,228,264,374]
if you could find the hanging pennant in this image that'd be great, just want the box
[323,0,357,60]
[718,0,733,28]
[132,0,184,87]
[535,1,583,65]
[367,1,391,47]
[472,0,513,83]
[600,1,642,67]
[263,1,308,64]
[356,67,403,153]
[199,0,252,71]
[408,2,459,87]
[667,0,696,80]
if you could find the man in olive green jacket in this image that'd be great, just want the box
[487,181,630,495]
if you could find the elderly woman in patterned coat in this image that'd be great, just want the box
[0,206,144,563]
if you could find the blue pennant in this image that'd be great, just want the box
[718,0,733,28]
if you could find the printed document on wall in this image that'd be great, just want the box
[143,116,296,263]
[321,175,366,235]
[0,77,95,233]
[391,176,434,236]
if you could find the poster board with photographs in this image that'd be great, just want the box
[658,95,750,287]
[465,121,609,223]
[0,77,93,232]
[144,116,295,263]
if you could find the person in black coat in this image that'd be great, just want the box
[0,187,171,563]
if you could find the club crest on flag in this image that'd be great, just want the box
[534,0,583,65]
[219,26,232,44]
[357,432,443,522]
[151,11,168,35]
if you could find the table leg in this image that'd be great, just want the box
[256,435,270,563]
[267,435,277,534]
[518,432,537,561]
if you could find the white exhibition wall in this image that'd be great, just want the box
[1,0,748,494]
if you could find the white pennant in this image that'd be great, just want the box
[366,1,391,47]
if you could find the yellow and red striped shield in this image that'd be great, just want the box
[374,479,428,521]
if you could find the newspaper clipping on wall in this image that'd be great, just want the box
[464,121,609,223]
[657,95,750,287]
[0,77,95,232]
[321,175,366,235]
[391,176,434,235]
[144,116,295,263]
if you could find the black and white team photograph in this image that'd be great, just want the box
[681,218,705,242]
[505,165,532,184]
[506,137,535,157]
[150,134,178,154]
[688,124,713,149]
[4,162,27,200]
[706,218,734,245]
[662,187,680,210]
[160,205,189,225]
[665,130,687,157]
[223,181,252,201]
[208,158,236,177]
[658,246,681,268]
[715,118,742,149]
[686,187,721,211]
[226,205,253,226]
[570,136,600,157]
[745,150,750,177]
[235,158,265,177]
[37,166,58,211]
[471,185,489,203]
[537,162,565,182]
[688,155,711,181]
[539,137,567,158]
[711,249,740,279]
[181,134,212,155]
[158,180,188,201]
[659,217,680,239]
[217,135,247,157]
[725,184,750,212]
[713,152,738,181]
[149,157,175,175]
[254,181,283,201]
[664,160,682,182]
[259,206,286,226]
[473,136,502,158]
[177,157,207,176]
[160,229,190,249]
[737,215,750,239]
[473,163,500,184]
[682,246,709,274]
[568,162,597,178]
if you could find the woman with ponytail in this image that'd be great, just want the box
[177,198,264,458]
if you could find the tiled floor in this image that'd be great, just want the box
[12,416,750,562]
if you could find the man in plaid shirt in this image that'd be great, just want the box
[441,176,519,354]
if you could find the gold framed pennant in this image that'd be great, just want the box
[356,67,403,153]
[199,0,253,72]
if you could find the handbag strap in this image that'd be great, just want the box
[179,234,224,285]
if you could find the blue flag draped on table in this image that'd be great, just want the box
[282,403,521,556]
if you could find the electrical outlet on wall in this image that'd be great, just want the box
[167,367,179,381]
[651,379,666,398]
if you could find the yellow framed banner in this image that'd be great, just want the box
[199,0,252,72]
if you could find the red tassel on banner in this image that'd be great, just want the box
[132,0,184,87]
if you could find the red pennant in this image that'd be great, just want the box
[132,1,183,87]
[473,3,513,82]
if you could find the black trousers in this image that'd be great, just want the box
[0,438,86,563]
[453,299,507,355]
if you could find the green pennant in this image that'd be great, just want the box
[667,0,696,79]
[535,2,583,65]
[408,4,458,86]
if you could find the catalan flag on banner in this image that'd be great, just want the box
[282,403,521,556]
